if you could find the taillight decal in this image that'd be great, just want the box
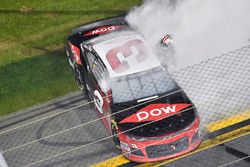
[68,42,82,65]
[84,25,123,36]
[119,103,192,124]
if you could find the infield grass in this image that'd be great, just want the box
[0,0,141,115]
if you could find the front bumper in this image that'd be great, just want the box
[118,119,201,162]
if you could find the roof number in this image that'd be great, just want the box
[106,39,148,73]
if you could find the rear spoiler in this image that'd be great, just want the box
[71,16,127,35]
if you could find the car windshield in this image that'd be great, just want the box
[110,67,177,103]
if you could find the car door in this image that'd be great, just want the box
[84,51,112,132]
[83,52,97,97]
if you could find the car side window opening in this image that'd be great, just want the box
[86,52,95,69]
[86,52,106,81]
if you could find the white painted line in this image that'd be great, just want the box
[218,155,250,167]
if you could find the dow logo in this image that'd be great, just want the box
[84,25,123,36]
[119,103,191,124]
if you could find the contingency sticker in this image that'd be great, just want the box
[120,141,130,152]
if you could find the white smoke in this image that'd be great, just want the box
[126,0,250,69]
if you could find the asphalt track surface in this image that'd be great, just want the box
[0,45,249,167]
[0,91,119,167]
[0,91,249,167]
[163,134,250,167]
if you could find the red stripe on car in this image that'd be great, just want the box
[68,42,82,65]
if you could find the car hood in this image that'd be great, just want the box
[111,90,197,137]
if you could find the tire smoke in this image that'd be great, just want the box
[126,0,250,69]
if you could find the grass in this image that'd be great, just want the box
[0,0,141,115]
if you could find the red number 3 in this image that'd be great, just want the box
[106,39,148,73]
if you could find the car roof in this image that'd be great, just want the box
[91,30,161,78]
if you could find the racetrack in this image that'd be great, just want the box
[0,92,119,167]
[0,45,249,167]
[0,92,249,167]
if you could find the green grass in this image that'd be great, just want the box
[0,0,141,115]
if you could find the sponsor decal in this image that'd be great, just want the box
[120,141,130,152]
[68,42,82,65]
[94,90,104,114]
[119,103,192,124]
[106,39,148,73]
[131,144,138,149]
[84,25,123,36]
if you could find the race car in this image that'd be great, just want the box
[65,16,201,162]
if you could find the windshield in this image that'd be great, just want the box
[110,67,177,103]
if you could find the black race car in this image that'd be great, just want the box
[65,16,201,162]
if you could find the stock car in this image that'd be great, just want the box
[65,16,201,162]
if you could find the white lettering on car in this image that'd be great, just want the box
[94,90,104,114]
[161,105,176,114]
[92,26,116,35]
[119,103,191,124]
[136,105,176,122]
[136,111,149,122]
[92,29,100,35]
[150,109,162,116]
[84,26,123,36]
